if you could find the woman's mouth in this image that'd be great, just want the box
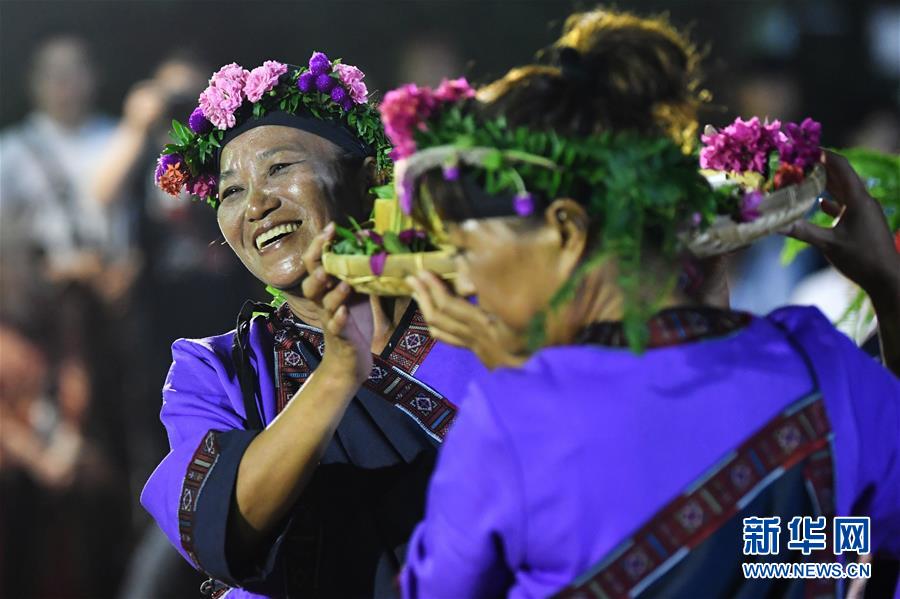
[255,221,302,251]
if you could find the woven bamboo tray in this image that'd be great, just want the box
[680,163,826,258]
[322,246,457,296]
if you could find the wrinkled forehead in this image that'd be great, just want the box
[219,125,342,176]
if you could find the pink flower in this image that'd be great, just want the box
[434,77,475,103]
[334,63,368,104]
[379,84,438,160]
[198,63,249,129]
[188,174,217,199]
[700,117,785,174]
[244,60,287,103]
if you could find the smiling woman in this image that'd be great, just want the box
[139,55,483,599]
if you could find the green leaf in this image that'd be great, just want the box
[372,183,394,199]
[382,232,410,254]
[482,149,503,170]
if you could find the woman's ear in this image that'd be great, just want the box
[362,156,380,188]
[544,198,589,253]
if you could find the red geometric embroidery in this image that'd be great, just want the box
[178,430,220,566]
[554,394,834,599]
[268,304,456,441]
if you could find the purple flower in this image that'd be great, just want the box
[442,163,460,181]
[340,98,354,112]
[308,52,332,76]
[513,192,535,217]
[188,107,212,134]
[739,190,764,222]
[330,85,347,104]
[369,251,388,276]
[297,72,315,93]
[315,74,335,93]
[398,229,427,244]
[699,117,785,174]
[777,117,822,170]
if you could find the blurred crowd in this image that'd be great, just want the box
[0,22,896,599]
[0,36,261,597]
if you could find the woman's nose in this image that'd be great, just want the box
[246,186,281,222]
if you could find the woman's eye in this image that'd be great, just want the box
[221,186,243,200]
[269,163,293,176]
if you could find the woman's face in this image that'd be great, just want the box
[446,206,585,333]
[217,125,365,289]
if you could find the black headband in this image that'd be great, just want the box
[216,109,373,171]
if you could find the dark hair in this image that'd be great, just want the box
[424,8,703,237]
[478,9,703,148]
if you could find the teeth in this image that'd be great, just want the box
[256,222,300,250]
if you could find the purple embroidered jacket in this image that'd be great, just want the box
[141,306,483,598]
[402,307,900,598]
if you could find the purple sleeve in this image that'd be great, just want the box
[840,337,900,557]
[140,338,281,590]
[779,308,900,557]
[401,382,523,599]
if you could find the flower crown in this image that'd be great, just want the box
[155,52,392,209]
[379,79,825,350]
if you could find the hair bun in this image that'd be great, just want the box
[479,9,703,148]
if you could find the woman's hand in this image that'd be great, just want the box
[300,224,373,384]
[406,271,526,369]
[785,151,900,301]
[785,150,900,375]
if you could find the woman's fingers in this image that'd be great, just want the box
[301,266,334,301]
[819,197,844,219]
[823,150,868,208]
[322,281,352,315]
[300,223,337,300]
[301,223,335,274]
[427,325,470,349]
[405,276,436,318]
[784,219,836,250]
[325,305,349,337]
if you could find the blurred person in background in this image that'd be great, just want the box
[0,35,135,296]
[0,33,140,599]
[94,51,256,598]
[0,263,132,598]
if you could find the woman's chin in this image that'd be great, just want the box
[262,272,305,294]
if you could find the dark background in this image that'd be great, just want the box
[2,0,898,144]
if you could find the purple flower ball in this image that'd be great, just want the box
[442,164,460,181]
[308,52,332,76]
[297,72,316,93]
[315,74,335,93]
[513,192,535,217]
[330,86,347,104]
[340,98,354,112]
[188,107,212,134]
